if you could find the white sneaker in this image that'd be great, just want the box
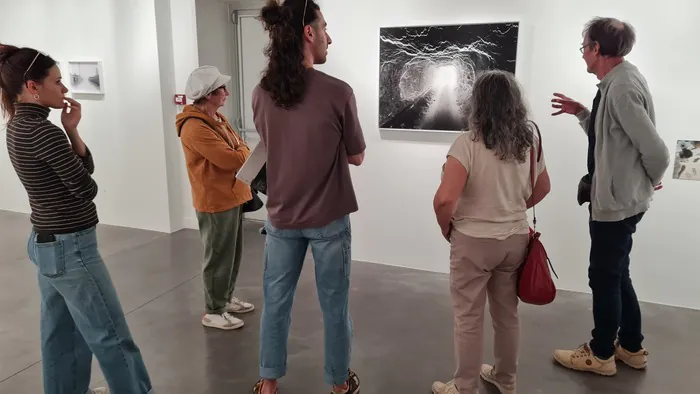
[202,312,244,330]
[90,388,109,394]
[226,297,255,314]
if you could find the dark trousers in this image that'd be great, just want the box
[588,212,645,359]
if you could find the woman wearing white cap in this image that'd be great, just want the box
[176,65,255,330]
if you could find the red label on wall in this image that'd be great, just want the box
[174,94,186,105]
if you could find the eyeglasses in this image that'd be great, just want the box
[579,42,595,54]
[23,50,46,81]
[302,0,308,28]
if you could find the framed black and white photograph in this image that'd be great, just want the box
[379,22,519,133]
[68,61,104,95]
[673,140,700,181]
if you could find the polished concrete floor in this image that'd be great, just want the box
[0,209,698,394]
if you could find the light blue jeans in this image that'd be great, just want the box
[27,227,153,394]
[259,216,353,385]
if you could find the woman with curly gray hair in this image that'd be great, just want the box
[431,70,551,394]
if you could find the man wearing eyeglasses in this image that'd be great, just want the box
[550,17,669,376]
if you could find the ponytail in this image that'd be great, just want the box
[258,0,320,108]
[0,44,56,120]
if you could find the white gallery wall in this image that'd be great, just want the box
[1,0,698,310]
[0,0,201,233]
[195,0,239,127]
[310,0,700,309]
[0,0,173,232]
[155,0,202,231]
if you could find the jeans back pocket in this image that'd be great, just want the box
[32,239,66,278]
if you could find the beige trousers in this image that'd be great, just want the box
[449,230,529,393]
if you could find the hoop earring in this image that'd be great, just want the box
[33,94,40,100]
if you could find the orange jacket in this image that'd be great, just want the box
[176,105,252,213]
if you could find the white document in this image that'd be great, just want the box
[236,141,266,185]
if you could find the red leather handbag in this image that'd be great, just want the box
[518,123,558,305]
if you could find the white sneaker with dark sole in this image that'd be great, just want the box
[202,312,244,330]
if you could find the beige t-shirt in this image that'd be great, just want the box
[447,131,546,240]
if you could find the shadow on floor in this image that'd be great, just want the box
[0,210,698,393]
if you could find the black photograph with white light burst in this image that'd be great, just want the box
[379,22,519,132]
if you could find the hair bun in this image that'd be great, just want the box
[0,44,21,65]
[260,2,292,27]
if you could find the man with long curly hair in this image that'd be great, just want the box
[250,1,366,393]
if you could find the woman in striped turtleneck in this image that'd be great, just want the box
[0,43,153,394]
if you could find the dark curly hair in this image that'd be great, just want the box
[467,70,534,163]
[259,0,320,108]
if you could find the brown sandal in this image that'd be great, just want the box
[252,379,278,394]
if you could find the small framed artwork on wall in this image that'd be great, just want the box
[68,61,104,95]
[673,140,700,181]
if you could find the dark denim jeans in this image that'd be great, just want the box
[259,216,353,386]
[27,227,153,394]
[588,213,645,359]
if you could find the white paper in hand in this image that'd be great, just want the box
[237,142,266,185]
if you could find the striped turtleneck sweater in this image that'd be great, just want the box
[6,103,99,234]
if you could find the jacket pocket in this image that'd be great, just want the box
[610,176,617,202]
[605,168,649,210]
[593,176,617,210]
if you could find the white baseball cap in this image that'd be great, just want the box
[185,65,231,101]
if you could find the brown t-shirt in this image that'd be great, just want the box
[252,69,366,229]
